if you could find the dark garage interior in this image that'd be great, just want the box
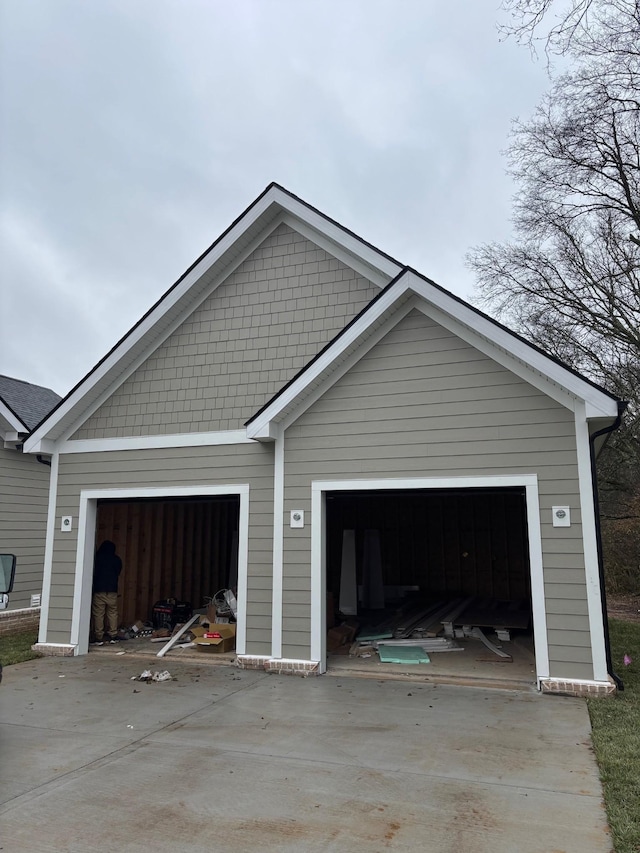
[325,488,536,677]
[94,495,240,628]
[326,487,531,602]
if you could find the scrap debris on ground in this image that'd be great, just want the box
[92,592,239,661]
[133,669,173,682]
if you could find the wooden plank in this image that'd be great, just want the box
[156,613,200,658]
[339,530,357,615]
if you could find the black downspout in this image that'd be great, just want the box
[588,399,628,692]
[36,455,52,467]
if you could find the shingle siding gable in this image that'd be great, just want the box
[72,224,379,439]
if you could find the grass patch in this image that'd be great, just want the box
[588,619,640,853]
[0,631,41,667]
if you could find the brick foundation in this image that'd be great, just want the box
[31,643,75,657]
[0,607,40,636]
[236,655,271,670]
[236,655,320,676]
[540,678,617,697]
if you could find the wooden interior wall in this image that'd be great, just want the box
[95,497,239,627]
[326,489,530,604]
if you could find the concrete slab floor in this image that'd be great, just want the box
[88,631,538,690]
[0,656,612,853]
[328,634,538,690]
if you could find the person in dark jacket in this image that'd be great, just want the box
[91,540,122,645]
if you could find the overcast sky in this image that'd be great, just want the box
[0,0,551,397]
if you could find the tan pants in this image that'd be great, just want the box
[91,591,118,640]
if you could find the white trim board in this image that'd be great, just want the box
[24,185,402,453]
[248,281,415,439]
[414,301,579,415]
[271,429,285,658]
[310,475,550,681]
[280,299,416,434]
[0,400,27,434]
[68,484,250,657]
[248,272,619,439]
[404,271,617,419]
[574,404,608,681]
[38,451,59,644]
[25,218,287,453]
[277,196,402,281]
[280,213,393,289]
[60,430,254,454]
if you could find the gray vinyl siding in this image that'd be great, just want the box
[282,310,594,679]
[0,446,49,609]
[46,443,274,654]
[72,223,378,439]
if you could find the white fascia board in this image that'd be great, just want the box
[405,272,618,419]
[24,438,55,455]
[248,268,616,439]
[585,400,617,420]
[250,422,280,442]
[3,431,23,448]
[26,186,400,453]
[418,301,578,414]
[280,213,396,289]
[280,299,417,433]
[55,220,287,449]
[277,199,402,280]
[0,401,26,433]
[25,193,284,453]
[246,276,411,439]
[59,430,254,454]
[25,187,401,453]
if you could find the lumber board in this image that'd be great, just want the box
[468,626,512,659]
[156,614,200,658]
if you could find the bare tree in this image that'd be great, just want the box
[469,63,640,404]
[470,0,640,589]
[500,0,640,64]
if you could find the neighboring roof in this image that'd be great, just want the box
[245,267,622,439]
[24,183,404,452]
[0,375,61,432]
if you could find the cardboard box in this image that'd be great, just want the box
[327,623,358,652]
[191,623,236,654]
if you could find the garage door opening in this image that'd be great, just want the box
[94,495,240,632]
[324,487,537,685]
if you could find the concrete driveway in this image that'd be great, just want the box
[1,656,611,853]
